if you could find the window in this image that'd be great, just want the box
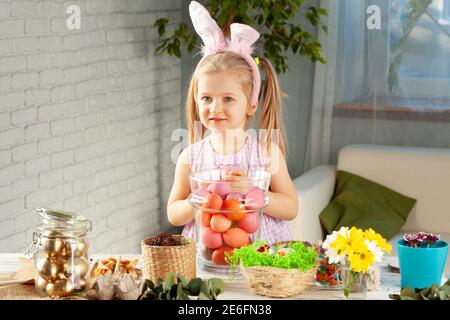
[387,0,450,100]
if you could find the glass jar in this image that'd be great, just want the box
[28,208,92,298]
[188,169,270,272]
[342,264,369,299]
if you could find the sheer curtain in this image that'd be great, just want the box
[304,0,450,171]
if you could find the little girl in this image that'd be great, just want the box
[167,1,298,244]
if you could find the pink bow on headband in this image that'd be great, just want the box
[189,1,261,107]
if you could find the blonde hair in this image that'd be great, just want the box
[186,51,286,157]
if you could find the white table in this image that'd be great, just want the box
[0,253,405,300]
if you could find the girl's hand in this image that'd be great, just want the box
[222,169,250,194]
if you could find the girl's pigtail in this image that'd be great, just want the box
[185,75,203,145]
[258,57,287,158]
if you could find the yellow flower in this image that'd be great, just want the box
[348,244,375,273]
[364,228,392,253]
[330,227,365,258]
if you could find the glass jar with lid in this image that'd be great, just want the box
[27,208,92,298]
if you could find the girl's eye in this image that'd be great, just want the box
[201,96,211,102]
[224,97,233,102]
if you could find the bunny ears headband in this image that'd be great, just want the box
[189,1,261,107]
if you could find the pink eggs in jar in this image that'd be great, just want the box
[244,186,266,210]
[225,192,244,202]
[238,212,259,233]
[223,228,250,248]
[210,214,232,233]
[201,227,223,249]
[189,168,271,269]
[207,180,232,199]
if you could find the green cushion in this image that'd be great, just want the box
[319,170,417,240]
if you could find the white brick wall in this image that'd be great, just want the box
[0,0,182,253]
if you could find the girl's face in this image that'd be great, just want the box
[196,71,255,134]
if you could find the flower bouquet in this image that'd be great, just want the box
[226,241,317,298]
[322,227,392,298]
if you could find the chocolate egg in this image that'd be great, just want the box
[210,214,232,233]
[238,212,259,233]
[201,227,223,249]
[223,228,250,248]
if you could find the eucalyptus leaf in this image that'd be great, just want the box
[391,282,450,300]
[162,272,174,292]
[208,278,225,295]
[198,292,210,300]
[187,278,202,296]
[176,273,188,288]
[438,290,448,300]
[139,274,225,300]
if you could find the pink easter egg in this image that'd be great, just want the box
[244,187,266,210]
[190,188,211,206]
[201,227,223,249]
[210,214,232,233]
[225,192,244,202]
[207,180,232,199]
[238,212,260,233]
[223,228,250,248]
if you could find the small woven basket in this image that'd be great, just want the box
[141,235,196,283]
[241,265,316,298]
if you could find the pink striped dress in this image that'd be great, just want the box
[181,130,293,244]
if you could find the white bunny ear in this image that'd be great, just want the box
[189,1,225,54]
[230,23,260,49]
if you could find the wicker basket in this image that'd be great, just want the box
[141,235,196,283]
[241,265,316,298]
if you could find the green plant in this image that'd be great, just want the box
[226,241,317,272]
[138,272,224,300]
[389,279,450,300]
[154,0,327,73]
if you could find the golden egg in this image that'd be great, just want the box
[61,242,73,259]
[43,238,65,256]
[66,258,89,278]
[69,278,88,291]
[78,279,87,290]
[61,239,89,259]
[54,256,68,273]
[42,230,63,238]
[75,239,89,258]
[46,279,70,297]
[35,256,59,281]
[34,276,48,296]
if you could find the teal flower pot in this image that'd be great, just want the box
[397,239,448,289]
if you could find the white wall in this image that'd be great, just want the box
[0,0,182,254]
